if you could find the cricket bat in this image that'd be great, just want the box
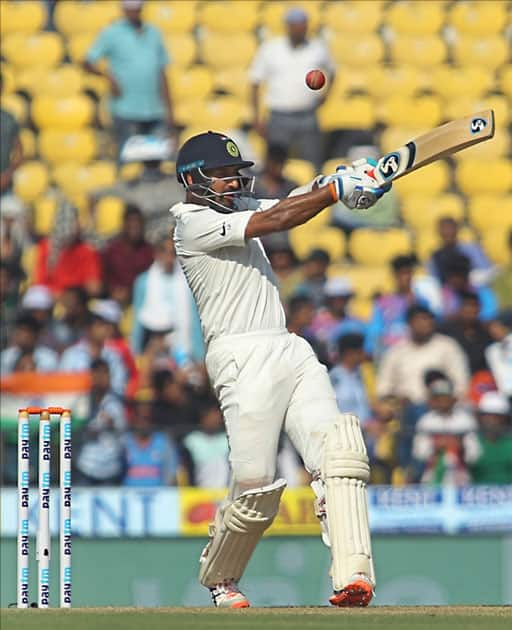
[372,109,495,186]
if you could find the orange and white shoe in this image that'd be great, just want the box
[329,573,374,608]
[209,580,250,608]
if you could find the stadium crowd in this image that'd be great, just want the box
[1,0,511,489]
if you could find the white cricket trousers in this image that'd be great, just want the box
[205,329,340,494]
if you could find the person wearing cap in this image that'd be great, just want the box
[411,374,477,484]
[1,313,59,375]
[463,391,512,484]
[250,7,335,169]
[89,136,183,242]
[20,284,62,351]
[83,0,175,157]
[59,308,128,396]
[171,132,389,608]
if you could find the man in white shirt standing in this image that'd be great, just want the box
[170,131,390,608]
[250,7,335,169]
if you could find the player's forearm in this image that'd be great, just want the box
[245,186,335,238]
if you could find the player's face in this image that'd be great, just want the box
[204,166,242,208]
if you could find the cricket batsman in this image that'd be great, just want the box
[171,131,390,608]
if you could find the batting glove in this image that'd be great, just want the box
[320,162,391,210]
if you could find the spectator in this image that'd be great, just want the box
[83,0,175,156]
[1,195,27,266]
[123,398,180,487]
[151,368,200,438]
[492,229,512,311]
[250,6,335,169]
[34,200,102,297]
[89,135,183,241]
[439,252,498,322]
[329,333,371,426]
[20,284,61,351]
[486,312,512,399]
[411,376,476,484]
[376,305,470,405]
[464,392,512,484]
[60,311,128,396]
[427,216,492,285]
[438,291,493,374]
[89,299,139,398]
[311,277,366,355]
[296,248,330,308]
[0,259,23,350]
[0,72,23,195]
[131,236,203,361]
[1,313,58,375]
[364,397,401,484]
[365,254,438,359]
[52,286,90,350]
[265,245,303,302]
[101,204,154,305]
[182,398,229,488]
[75,358,127,485]
[254,144,299,200]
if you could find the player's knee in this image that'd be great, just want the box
[231,461,276,492]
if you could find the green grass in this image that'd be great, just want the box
[1,607,511,630]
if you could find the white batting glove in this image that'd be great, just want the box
[320,163,391,210]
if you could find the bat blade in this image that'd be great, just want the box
[374,109,495,185]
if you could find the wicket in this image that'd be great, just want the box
[17,407,72,608]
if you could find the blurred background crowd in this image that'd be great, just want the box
[1,0,511,490]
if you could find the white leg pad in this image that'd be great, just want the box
[321,414,374,591]
[199,478,287,587]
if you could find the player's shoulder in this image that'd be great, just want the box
[170,201,211,220]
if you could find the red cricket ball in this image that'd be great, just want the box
[305,69,326,90]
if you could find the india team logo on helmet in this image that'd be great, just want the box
[226,141,240,157]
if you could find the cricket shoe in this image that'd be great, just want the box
[209,580,250,608]
[329,573,374,607]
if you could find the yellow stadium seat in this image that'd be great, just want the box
[33,195,58,236]
[318,95,376,131]
[415,226,476,261]
[120,162,144,182]
[468,196,512,232]
[167,66,214,102]
[1,93,28,124]
[67,32,97,64]
[19,128,36,159]
[176,97,249,129]
[499,66,512,99]
[1,63,16,94]
[15,65,83,99]
[200,33,257,69]
[444,95,510,128]
[322,1,384,35]
[54,0,120,36]
[143,1,198,33]
[379,126,428,154]
[198,1,260,33]
[327,264,394,299]
[0,1,46,36]
[481,228,510,265]
[430,66,494,100]
[289,226,346,262]
[390,36,447,67]
[386,0,445,36]
[39,129,98,165]
[394,161,450,198]
[283,159,316,187]
[350,296,374,321]
[350,228,412,266]
[13,162,49,203]
[32,95,95,130]
[379,96,443,128]
[365,65,424,98]
[449,1,507,35]
[456,159,512,196]
[400,194,465,231]
[53,162,117,198]
[2,33,64,69]
[95,196,125,237]
[452,36,508,68]
[453,129,510,161]
[164,34,197,67]
[328,34,385,66]
[260,1,322,36]
[214,67,252,100]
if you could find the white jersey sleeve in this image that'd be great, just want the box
[176,205,256,255]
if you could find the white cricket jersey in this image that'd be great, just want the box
[170,197,287,346]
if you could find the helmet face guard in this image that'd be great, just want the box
[179,166,255,214]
